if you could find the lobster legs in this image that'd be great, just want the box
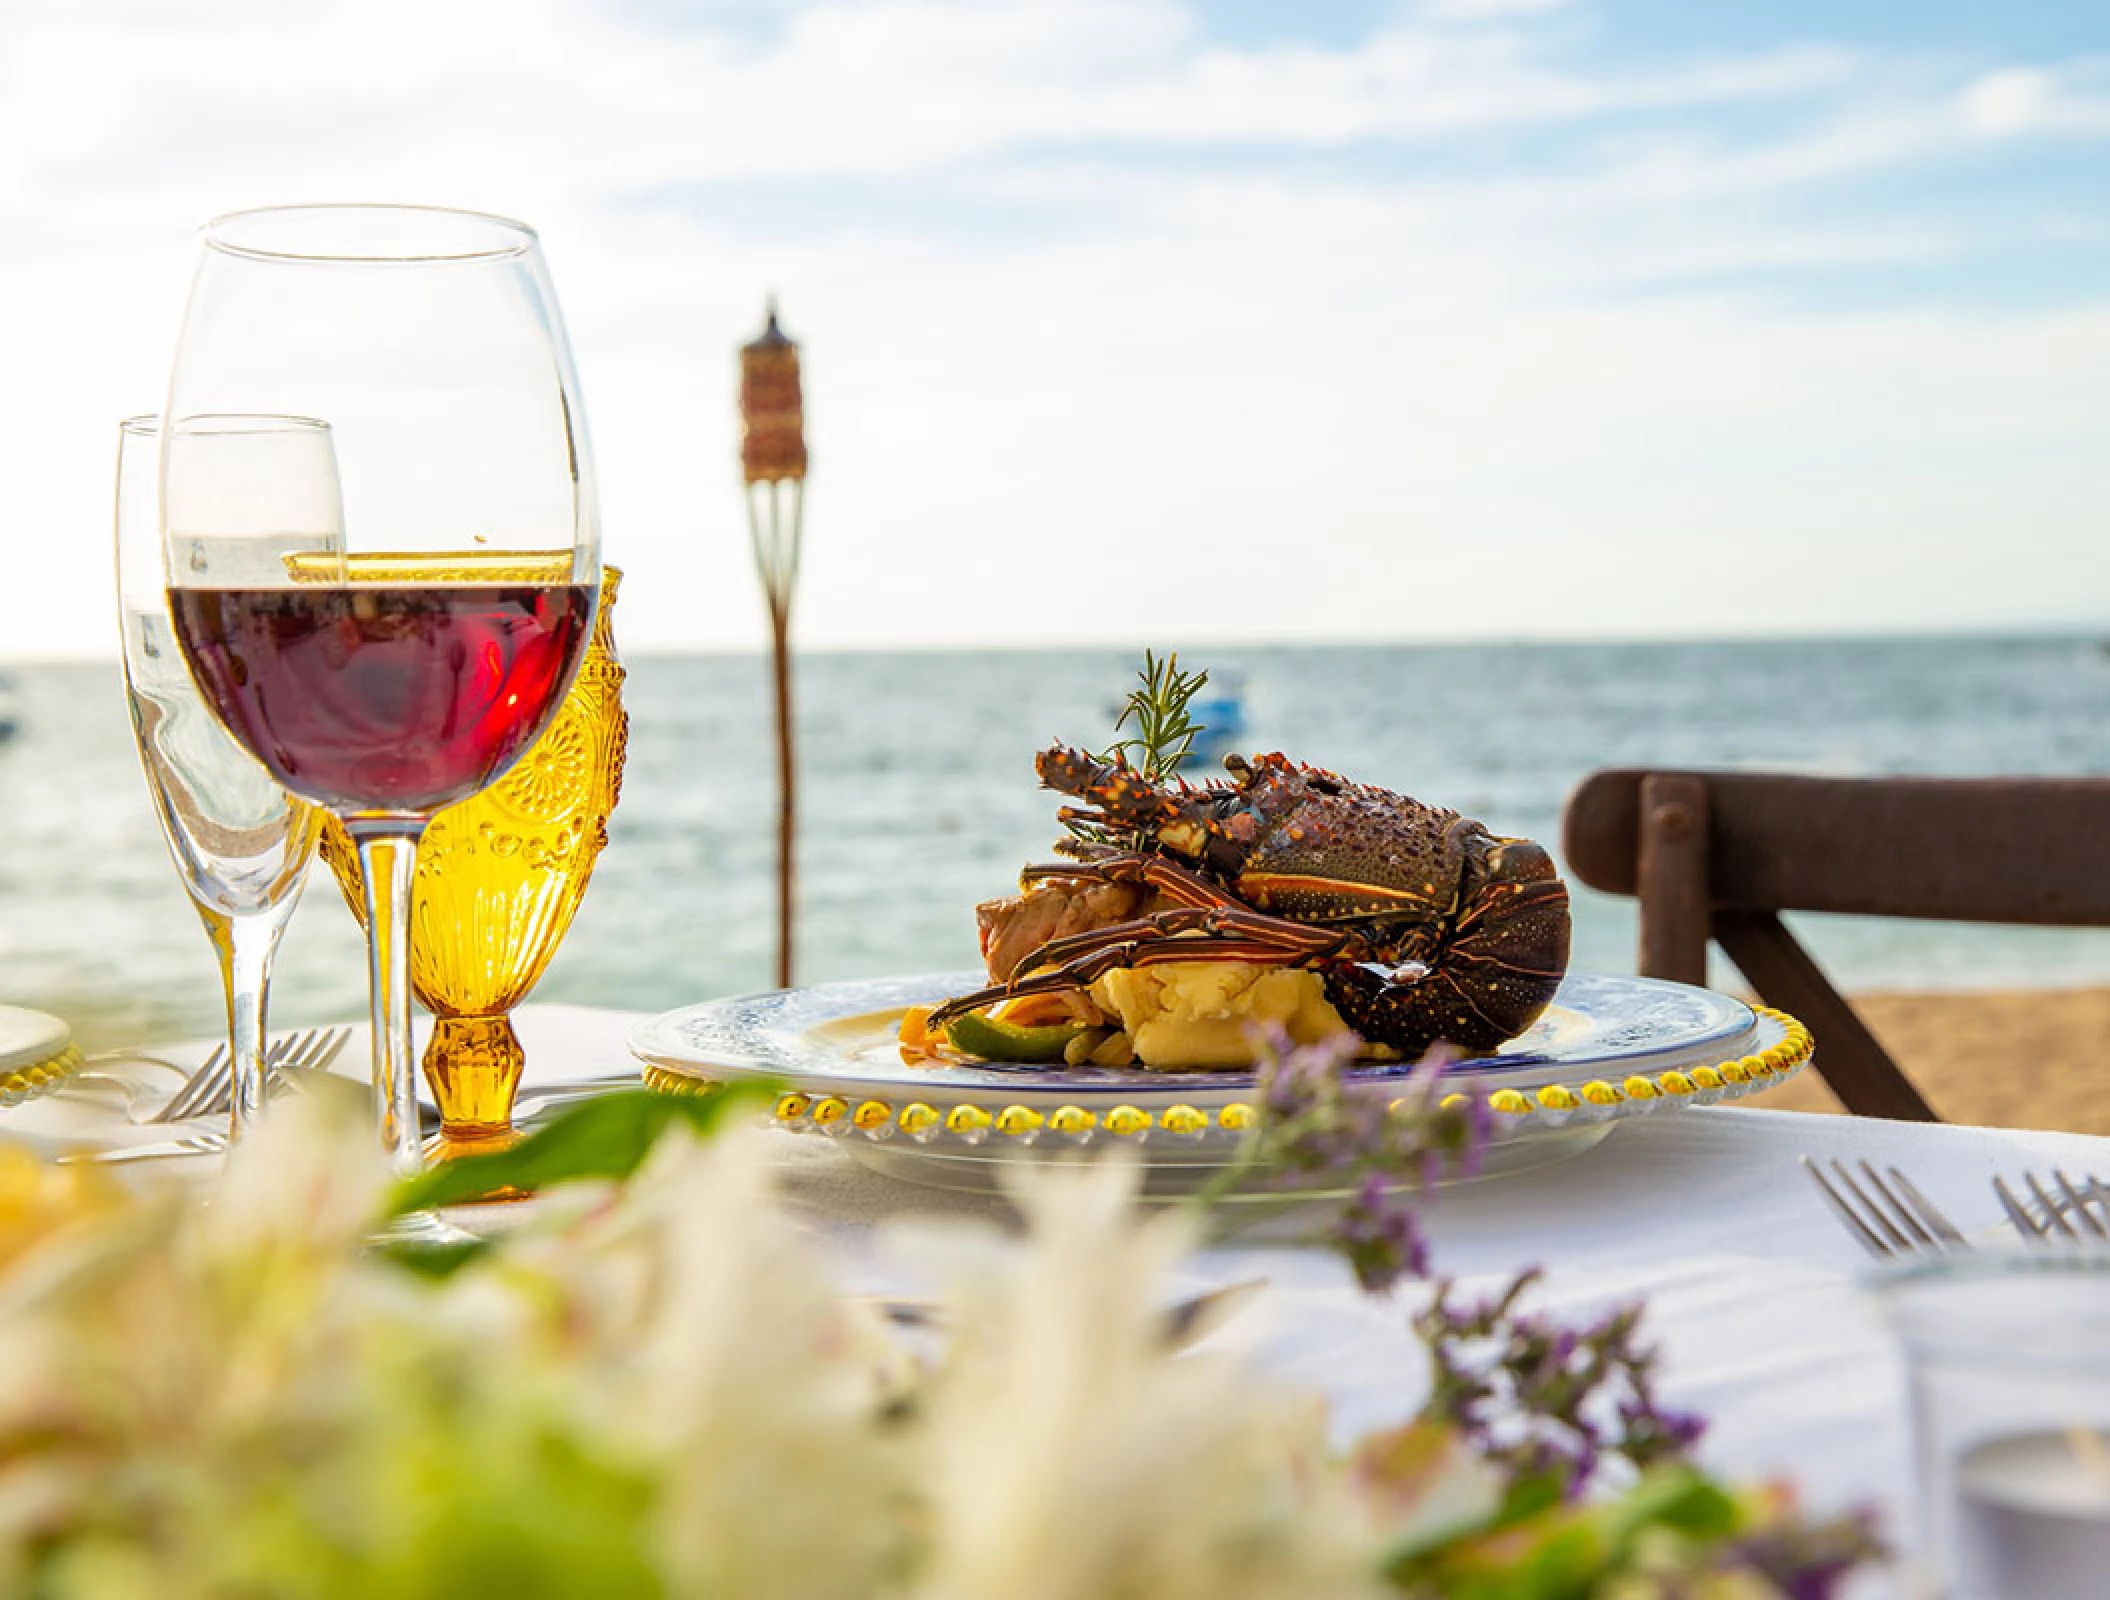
[926,854,1365,1031]
[937,841,1567,1058]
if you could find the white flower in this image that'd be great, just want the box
[914,1155,1386,1600]
[499,1125,914,1597]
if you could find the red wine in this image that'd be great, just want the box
[170,583,594,816]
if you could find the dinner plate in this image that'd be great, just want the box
[629,971,1813,1191]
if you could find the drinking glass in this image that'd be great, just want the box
[1881,1252,2110,1600]
[318,566,628,1162]
[159,205,602,1204]
[114,414,334,1140]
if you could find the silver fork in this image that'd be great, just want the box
[153,1027,354,1124]
[1802,1157,1969,1259]
[72,1045,231,1121]
[64,1132,229,1166]
[1992,1170,2110,1245]
[74,1044,225,1115]
[65,1077,581,1166]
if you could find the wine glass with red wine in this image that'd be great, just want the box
[160,205,601,1211]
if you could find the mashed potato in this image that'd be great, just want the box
[1087,961,1353,1068]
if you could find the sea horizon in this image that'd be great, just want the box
[5,618,2106,671]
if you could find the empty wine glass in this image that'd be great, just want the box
[114,414,334,1140]
[159,206,601,1210]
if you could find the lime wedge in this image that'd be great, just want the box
[944,1010,1084,1063]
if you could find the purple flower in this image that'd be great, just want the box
[1240,1025,1711,1501]
[1334,1172,1431,1293]
[1410,1270,1707,1499]
[1249,1030,1479,1185]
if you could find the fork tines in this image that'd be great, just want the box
[151,1043,235,1125]
[1802,1157,1968,1259]
[152,1026,354,1125]
[1993,1170,2110,1244]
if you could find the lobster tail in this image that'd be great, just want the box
[1321,838,1571,1056]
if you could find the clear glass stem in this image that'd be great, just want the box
[206,898,298,1143]
[350,820,427,1180]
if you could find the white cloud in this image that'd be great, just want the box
[1962,67,2060,136]
[1961,60,2110,138]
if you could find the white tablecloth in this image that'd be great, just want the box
[60,1002,2110,1585]
[478,1008,2110,1541]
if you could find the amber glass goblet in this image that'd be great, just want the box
[321,567,627,1159]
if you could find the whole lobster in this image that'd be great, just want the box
[930,744,1572,1056]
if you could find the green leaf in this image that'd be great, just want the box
[377,1236,494,1279]
[1600,1465,1743,1543]
[1494,1471,1567,1526]
[384,1082,776,1218]
[1379,1468,1753,1598]
[1384,1514,1605,1600]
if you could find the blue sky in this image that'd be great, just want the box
[3,0,2107,657]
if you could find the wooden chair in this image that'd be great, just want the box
[1559,770,2110,1121]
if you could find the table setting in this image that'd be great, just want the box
[20,1000,2110,1595]
[6,199,2110,1598]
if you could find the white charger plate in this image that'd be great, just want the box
[629,971,1813,1190]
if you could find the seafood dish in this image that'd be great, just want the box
[902,743,1572,1070]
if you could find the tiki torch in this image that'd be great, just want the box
[740,300,807,988]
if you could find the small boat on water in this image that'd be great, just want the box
[1184,673,1248,768]
[0,673,17,743]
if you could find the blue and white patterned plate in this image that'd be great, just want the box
[629,971,1812,1164]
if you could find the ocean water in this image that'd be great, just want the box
[4,635,2109,1054]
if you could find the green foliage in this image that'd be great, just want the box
[1380,1466,1747,1599]
[1103,650,1211,780]
[386,1081,777,1218]
[190,1357,664,1600]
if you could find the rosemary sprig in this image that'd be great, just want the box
[1104,650,1210,781]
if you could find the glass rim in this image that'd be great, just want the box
[1875,1248,2110,1367]
[200,204,539,265]
[1874,1248,2110,1295]
[123,412,334,438]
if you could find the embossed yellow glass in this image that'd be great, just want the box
[323,567,627,1157]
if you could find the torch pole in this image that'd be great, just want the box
[770,610,794,989]
[740,305,808,990]
[744,476,803,989]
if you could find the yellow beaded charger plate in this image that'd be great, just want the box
[630,972,1812,1191]
[0,1007,85,1108]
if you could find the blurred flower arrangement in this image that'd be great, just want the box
[0,1047,1877,1599]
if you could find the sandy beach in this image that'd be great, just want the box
[1743,986,2110,1134]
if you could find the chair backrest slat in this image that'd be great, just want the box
[1563,770,2110,926]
